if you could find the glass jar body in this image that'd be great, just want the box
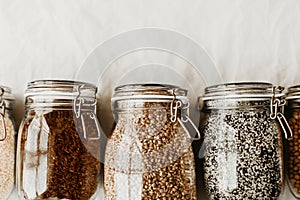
[17,108,101,200]
[286,101,300,198]
[104,101,197,200]
[16,80,101,200]
[0,111,16,200]
[202,100,284,199]
[0,86,16,200]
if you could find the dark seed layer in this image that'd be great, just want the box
[203,106,284,200]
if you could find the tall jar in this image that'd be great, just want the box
[104,84,199,200]
[285,85,300,198]
[200,82,290,200]
[0,86,16,199]
[16,80,101,200]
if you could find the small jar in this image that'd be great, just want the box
[16,80,101,200]
[200,82,290,200]
[0,86,16,199]
[104,84,199,200]
[285,85,300,198]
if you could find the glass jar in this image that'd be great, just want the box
[285,85,300,198]
[16,80,101,200]
[104,84,199,200]
[0,86,16,199]
[200,82,290,200]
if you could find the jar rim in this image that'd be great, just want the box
[26,79,97,97]
[286,85,300,100]
[205,82,273,92]
[201,82,284,101]
[113,83,187,101]
[27,79,96,89]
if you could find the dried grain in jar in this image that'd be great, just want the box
[16,80,101,200]
[104,84,199,200]
[200,82,290,200]
[0,86,16,200]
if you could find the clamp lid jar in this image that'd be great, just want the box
[16,80,101,200]
[201,82,289,199]
[105,84,199,200]
[285,85,300,198]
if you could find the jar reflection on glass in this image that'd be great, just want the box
[104,84,198,200]
[16,80,101,200]
[0,86,16,200]
[201,82,286,200]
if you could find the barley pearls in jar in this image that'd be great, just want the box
[0,86,16,200]
[16,80,101,200]
[201,82,289,200]
[104,84,199,200]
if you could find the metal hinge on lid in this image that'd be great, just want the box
[270,86,293,140]
[0,88,6,141]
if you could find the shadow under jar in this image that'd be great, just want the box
[0,86,16,200]
[285,85,300,199]
[16,80,101,200]
[104,84,199,200]
[200,82,291,200]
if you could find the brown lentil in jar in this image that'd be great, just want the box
[286,85,300,198]
[17,80,101,200]
[104,84,197,200]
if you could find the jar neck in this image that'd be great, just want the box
[112,83,188,115]
[203,99,272,111]
[286,101,300,110]
[114,97,188,109]
[25,80,97,112]
[113,99,188,120]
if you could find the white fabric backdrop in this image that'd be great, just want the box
[1,0,300,199]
